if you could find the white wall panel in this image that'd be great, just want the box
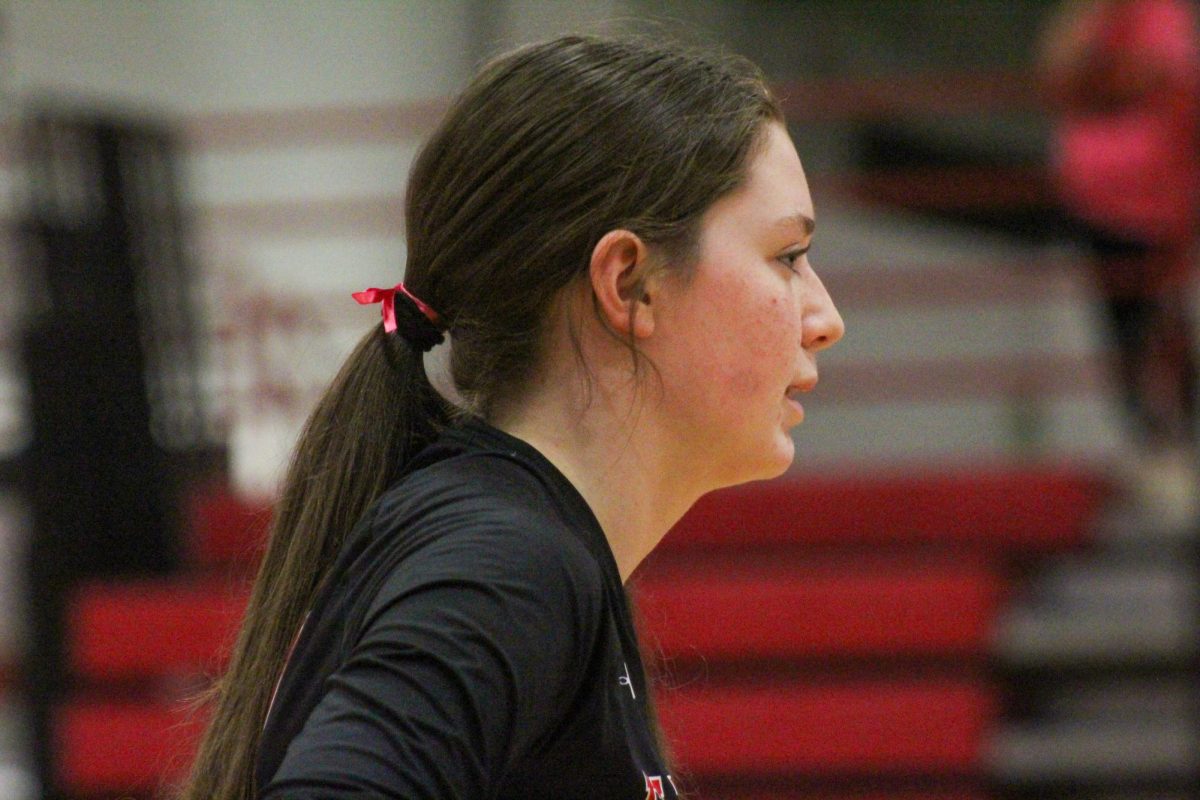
[3,0,474,110]
[792,394,1121,471]
[219,235,408,292]
[185,141,421,206]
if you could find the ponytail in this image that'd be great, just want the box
[178,327,449,800]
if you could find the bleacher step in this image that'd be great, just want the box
[987,719,1199,783]
[662,468,1107,552]
[995,609,1197,666]
[995,558,1199,666]
[659,680,994,777]
[1034,676,1199,719]
[636,555,1001,660]
[57,700,203,795]
[67,577,249,681]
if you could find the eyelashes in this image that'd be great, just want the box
[778,244,811,274]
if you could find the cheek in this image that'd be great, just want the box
[725,369,774,404]
[715,296,797,398]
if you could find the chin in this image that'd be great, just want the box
[725,438,795,487]
[768,429,797,469]
[762,447,795,480]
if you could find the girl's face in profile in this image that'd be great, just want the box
[646,121,844,489]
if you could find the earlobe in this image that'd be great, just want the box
[589,229,656,338]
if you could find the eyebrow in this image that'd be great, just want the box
[773,213,815,237]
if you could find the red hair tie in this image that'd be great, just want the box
[353,282,444,351]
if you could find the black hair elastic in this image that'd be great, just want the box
[352,283,446,352]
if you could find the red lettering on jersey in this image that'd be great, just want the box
[644,774,666,800]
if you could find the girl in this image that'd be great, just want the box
[181,34,843,799]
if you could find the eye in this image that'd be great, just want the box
[778,244,810,274]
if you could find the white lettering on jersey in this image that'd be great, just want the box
[619,661,636,699]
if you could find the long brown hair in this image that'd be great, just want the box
[180,34,781,799]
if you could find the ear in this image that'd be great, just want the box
[589,229,656,338]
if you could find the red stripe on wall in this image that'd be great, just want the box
[825,165,1049,213]
[825,263,1083,310]
[776,71,1036,123]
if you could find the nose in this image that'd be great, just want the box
[801,264,844,352]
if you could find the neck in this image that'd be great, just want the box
[491,370,705,583]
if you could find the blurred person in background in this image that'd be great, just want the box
[178,35,842,800]
[1038,0,1200,523]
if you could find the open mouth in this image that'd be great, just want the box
[786,377,818,398]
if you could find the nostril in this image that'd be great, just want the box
[806,321,843,352]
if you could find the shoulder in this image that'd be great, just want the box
[350,452,609,717]
[363,449,607,620]
[380,448,557,527]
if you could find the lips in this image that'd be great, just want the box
[786,375,818,397]
[783,377,815,424]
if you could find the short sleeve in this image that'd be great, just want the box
[261,522,604,799]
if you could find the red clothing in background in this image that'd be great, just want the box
[1049,0,1200,293]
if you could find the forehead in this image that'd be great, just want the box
[705,122,813,234]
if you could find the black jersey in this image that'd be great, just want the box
[257,418,678,799]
